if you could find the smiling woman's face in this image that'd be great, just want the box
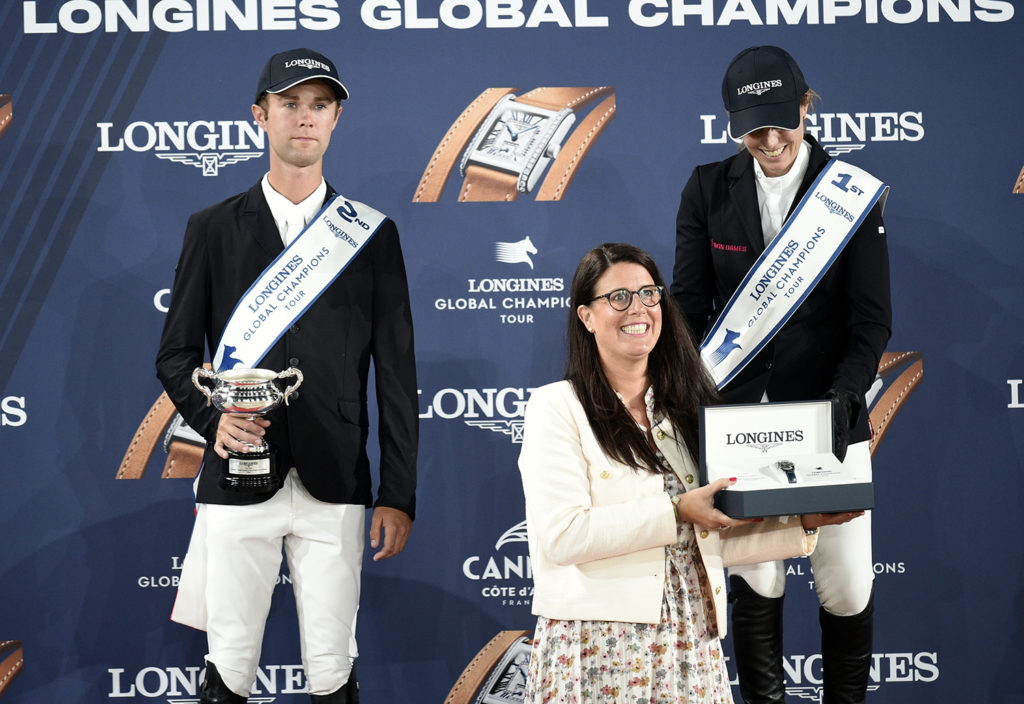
[741,102,808,177]
[577,262,663,371]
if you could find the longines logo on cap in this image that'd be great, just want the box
[96,119,264,177]
[285,58,331,71]
[737,79,783,96]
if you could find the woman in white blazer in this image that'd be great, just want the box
[518,243,861,704]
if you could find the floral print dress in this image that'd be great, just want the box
[523,400,733,704]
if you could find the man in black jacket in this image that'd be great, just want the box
[156,48,417,704]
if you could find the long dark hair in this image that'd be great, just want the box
[566,243,719,473]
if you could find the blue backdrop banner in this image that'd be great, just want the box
[2,1,1023,702]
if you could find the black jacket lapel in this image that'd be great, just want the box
[726,152,765,255]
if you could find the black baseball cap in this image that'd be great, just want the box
[721,46,808,139]
[254,48,349,105]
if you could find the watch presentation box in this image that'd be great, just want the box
[699,400,874,518]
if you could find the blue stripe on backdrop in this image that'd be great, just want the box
[0,28,166,391]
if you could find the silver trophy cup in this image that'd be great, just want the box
[192,367,303,493]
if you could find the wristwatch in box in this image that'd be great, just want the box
[775,459,798,484]
[414,86,615,203]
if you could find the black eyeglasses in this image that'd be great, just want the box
[589,285,663,311]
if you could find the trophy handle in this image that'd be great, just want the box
[192,367,217,407]
[277,367,304,406]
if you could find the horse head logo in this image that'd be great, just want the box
[494,236,538,270]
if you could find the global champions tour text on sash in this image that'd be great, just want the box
[745,228,823,328]
[242,247,330,342]
[213,194,386,372]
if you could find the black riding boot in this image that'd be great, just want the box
[310,667,359,703]
[729,575,786,704]
[200,662,247,704]
[820,585,875,704]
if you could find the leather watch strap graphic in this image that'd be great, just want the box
[0,640,23,699]
[444,630,530,704]
[119,372,208,480]
[1013,164,1024,194]
[163,439,204,479]
[868,350,923,456]
[0,95,11,139]
[515,85,612,113]
[459,165,520,202]
[413,87,515,203]
[536,92,616,201]
[118,392,178,479]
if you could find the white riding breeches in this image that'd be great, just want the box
[202,469,365,696]
[728,441,874,617]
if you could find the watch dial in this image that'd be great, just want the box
[478,110,547,164]
[486,649,531,700]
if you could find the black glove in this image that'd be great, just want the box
[825,388,857,463]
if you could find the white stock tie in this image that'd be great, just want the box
[283,217,304,246]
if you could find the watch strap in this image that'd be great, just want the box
[118,392,178,479]
[868,350,923,456]
[459,164,520,202]
[1014,164,1024,194]
[444,629,530,704]
[537,92,616,201]
[0,95,12,138]
[516,86,612,112]
[0,640,23,699]
[163,440,204,479]
[413,87,516,203]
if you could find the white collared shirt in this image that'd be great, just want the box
[753,140,811,246]
[260,173,327,246]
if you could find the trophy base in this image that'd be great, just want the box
[222,451,281,494]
